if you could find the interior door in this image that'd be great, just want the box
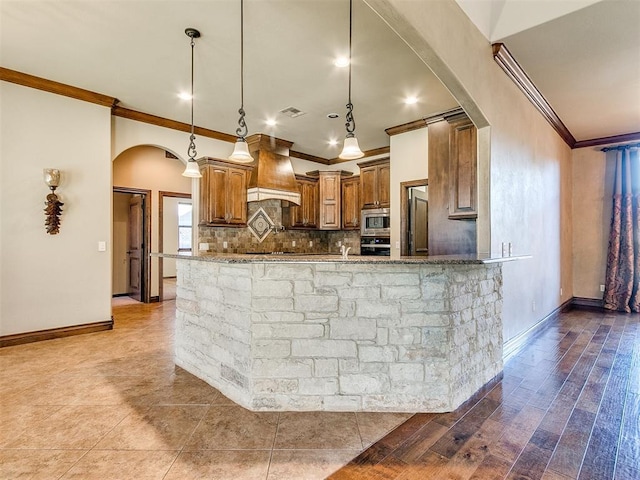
[127,195,144,301]
[410,189,429,256]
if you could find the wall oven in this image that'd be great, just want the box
[361,208,390,237]
[360,237,391,256]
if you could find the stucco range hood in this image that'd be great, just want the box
[246,134,301,205]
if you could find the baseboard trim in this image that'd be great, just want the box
[571,297,605,311]
[150,296,160,303]
[0,318,114,348]
[503,298,572,362]
[112,293,129,298]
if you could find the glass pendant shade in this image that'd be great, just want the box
[182,160,202,178]
[339,135,364,160]
[229,139,253,163]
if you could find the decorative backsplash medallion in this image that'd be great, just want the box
[247,207,274,243]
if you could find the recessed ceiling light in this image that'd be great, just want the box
[265,119,276,126]
[404,96,418,105]
[178,92,192,100]
[334,57,349,68]
[327,113,340,119]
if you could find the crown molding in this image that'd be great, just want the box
[385,107,467,136]
[290,150,331,165]
[574,131,640,149]
[492,43,576,148]
[112,105,237,143]
[0,67,119,108]
[330,146,390,164]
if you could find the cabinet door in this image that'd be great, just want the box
[360,167,378,209]
[319,173,341,230]
[226,168,248,224]
[448,120,477,219]
[341,177,360,229]
[201,166,228,224]
[304,181,319,228]
[289,181,305,227]
[199,166,212,225]
[377,164,391,208]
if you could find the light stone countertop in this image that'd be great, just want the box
[153,252,531,265]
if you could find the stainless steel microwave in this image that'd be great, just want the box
[361,208,390,237]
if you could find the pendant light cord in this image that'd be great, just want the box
[348,0,352,105]
[345,0,356,137]
[188,32,197,160]
[236,0,248,140]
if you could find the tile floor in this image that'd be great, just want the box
[0,300,412,479]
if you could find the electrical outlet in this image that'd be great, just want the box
[532,301,536,312]
[292,240,296,247]
[395,241,400,249]
[309,240,313,247]
[223,241,228,249]
[98,241,106,252]
[199,243,209,251]
[600,284,605,292]
[560,288,563,296]
[337,241,342,247]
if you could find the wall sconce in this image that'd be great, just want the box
[43,168,64,235]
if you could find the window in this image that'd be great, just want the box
[178,202,193,252]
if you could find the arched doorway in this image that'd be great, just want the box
[112,145,192,303]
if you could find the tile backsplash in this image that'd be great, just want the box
[198,200,361,254]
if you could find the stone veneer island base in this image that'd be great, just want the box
[170,254,507,412]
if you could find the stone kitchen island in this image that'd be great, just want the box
[159,253,524,412]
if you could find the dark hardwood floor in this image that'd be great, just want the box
[329,308,639,480]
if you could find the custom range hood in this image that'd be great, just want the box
[245,134,301,205]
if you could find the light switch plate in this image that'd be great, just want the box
[98,241,106,252]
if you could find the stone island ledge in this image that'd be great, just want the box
[158,253,528,412]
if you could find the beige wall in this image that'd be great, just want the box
[113,146,191,298]
[370,0,573,342]
[572,146,614,299]
[0,83,112,336]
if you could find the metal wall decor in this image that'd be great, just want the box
[43,168,63,234]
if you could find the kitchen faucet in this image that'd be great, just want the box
[340,245,351,259]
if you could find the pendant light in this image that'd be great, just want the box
[339,0,364,160]
[229,0,253,162]
[182,27,203,178]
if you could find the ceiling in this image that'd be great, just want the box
[1,1,638,162]
[456,0,640,142]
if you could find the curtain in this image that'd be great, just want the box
[603,146,640,312]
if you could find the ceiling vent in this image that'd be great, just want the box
[279,106,306,118]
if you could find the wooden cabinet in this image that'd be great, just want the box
[318,172,341,230]
[448,118,477,219]
[358,158,390,209]
[199,158,252,226]
[427,114,477,255]
[288,175,318,229]
[341,175,360,230]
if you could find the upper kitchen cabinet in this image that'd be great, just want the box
[318,171,342,230]
[448,117,477,219]
[198,158,252,227]
[287,174,318,229]
[341,175,360,230]
[358,158,390,209]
